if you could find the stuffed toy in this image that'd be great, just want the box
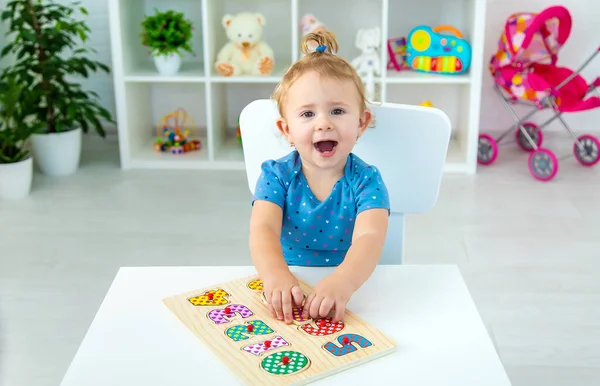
[215,12,274,76]
[299,14,327,54]
[351,26,382,101]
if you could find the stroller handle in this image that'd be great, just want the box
[432,25,463,39]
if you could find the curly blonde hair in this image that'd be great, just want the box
[272,31,370,119]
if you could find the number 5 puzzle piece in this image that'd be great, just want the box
[188,288,230,306]
[323,333,373,357]
[226,320,274,342]
[208,304,253,324]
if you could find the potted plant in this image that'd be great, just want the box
[0,0,115,177]
[141,8,194,76]
[0,75,44,200]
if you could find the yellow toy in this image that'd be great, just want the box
[420,100,434,107]
[154,108,201,155]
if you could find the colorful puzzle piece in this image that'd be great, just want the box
[300,318,345,336]
[260,351,310,375]
[208,304,253,324]
[188,289,230,306]
[226,320,274,342]
[242,336,290,356]
[247,278,263,292]
[323,333,373,357]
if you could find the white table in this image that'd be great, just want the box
[60,265,512,386]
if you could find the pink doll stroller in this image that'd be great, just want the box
[478,5,600,181]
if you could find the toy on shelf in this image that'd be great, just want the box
[154,108,201,155]
[420,100,434,107]
[387,37,410,71]
[406,25,472,75]
[215,12,274,77]
[351,26,381,101]
[299,14,327,54]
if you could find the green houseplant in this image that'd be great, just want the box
[0,0,115,176]
[141,8,194,76]
[0,75,44,199]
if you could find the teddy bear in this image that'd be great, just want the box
[215,12,274,77]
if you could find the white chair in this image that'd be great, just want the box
[239,99,451,264]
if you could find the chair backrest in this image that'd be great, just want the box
[239,99,451,263]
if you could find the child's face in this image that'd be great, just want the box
[276,71,371,172]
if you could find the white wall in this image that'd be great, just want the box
[8,0,598,134]
[481,0,600,133]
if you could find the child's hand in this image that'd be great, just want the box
[262,270,305,324]
[302,273,355,322]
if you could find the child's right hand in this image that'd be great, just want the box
[262,270,305,324]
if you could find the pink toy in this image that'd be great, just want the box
[478,5,600,181]
[387,37,409,71]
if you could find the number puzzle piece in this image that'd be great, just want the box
[291,307,311,324]
[226,320,274,342]
[208,304,253,324]
[188,289,230,306]
[247,278,263,292]
[241,336,290,356]
[323,333,372,357]
[300,318,345,336]
[260,291,310,324]
[260,351,311,376]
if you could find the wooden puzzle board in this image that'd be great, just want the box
[162,274,397,385]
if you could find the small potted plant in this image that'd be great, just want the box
[0,0,115,177]
[141,8,194,76]
[0,75,44,200]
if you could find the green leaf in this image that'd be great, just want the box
[0,0,114,141]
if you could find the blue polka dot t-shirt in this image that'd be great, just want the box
[252,150,390,267]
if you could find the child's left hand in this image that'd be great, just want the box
[301,273,355,322]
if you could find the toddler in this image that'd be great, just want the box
[249,31,390,325]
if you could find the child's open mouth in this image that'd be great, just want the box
[314,140,338,157]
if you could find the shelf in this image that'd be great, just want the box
[444,137,469,173]
[110,0,486,174]
[130,137,210,169]
[385,70,471,84]
[124,61,206,83]
[215,136,244,162]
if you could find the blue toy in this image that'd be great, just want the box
[405,25,472,75]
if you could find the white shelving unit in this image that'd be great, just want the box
[108,0,486,173]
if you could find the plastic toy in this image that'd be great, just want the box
[215,12,274,76]
[405,25,471,74]
[387,37,409,71]
[154,108,201,155]
[351,26,381,101]
[419,100,434,107]
[478,5,600,181]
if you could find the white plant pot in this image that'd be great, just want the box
[153,53,182,76]
[30,127,82,176]
[0,156,33,200]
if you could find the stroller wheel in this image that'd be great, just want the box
[477,134,498,165]
[573,134,600,166]
[528,148,558,181]
[516,122,543,151]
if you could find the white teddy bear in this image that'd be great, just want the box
[351,26,382,101]
[215,12,275,77]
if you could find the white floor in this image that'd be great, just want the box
[1,133,599,386]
